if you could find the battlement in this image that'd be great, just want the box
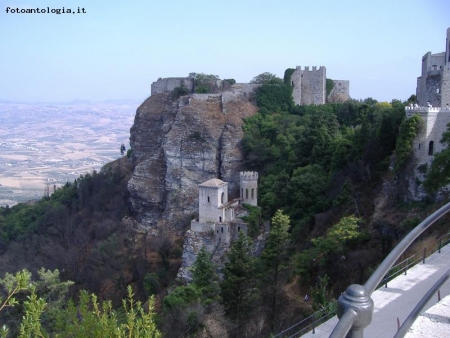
[405,107,444,113]
[295,66,325,74]
[240,171,258,181]
[151,77,194,95]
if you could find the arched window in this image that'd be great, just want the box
[207,196,210,203]
[221,192,224,204]
[246,189,248,199]
[251,188,254,199]
[219,217,222,222]
[429,141,434,155]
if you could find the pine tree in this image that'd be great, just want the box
[191,246,219,299]
[220,231,256,323]
[261,209,291,331]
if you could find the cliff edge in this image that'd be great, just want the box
[127,91,258,231]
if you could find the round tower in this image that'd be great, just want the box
[239,171,258,206]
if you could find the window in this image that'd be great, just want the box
[241,188,243,198]
[246,189,248,199]
[219,216,222,222]
[221,227,223,233]
[221,192,224,204]
[429,141,434,155]
[419,143,421,150]
[251,188,254,199]
[207,196,210,203]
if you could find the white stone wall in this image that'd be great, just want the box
[407,107,450,163]
[214,223,231,245]
[406,107,450,199]
[190,220,214,232]
[198,183,228,223]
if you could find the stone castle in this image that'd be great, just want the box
[151,66,350,106]
[177,172,262,281]
[190,171,258,246]
[291,66,350,105]
[406,27,450,200]
[416,27,450,107]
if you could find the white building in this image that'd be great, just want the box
[190,171,258,246]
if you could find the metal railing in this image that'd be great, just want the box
[273,204,450,338]
[330,201,450,338]
[273,302,337,338]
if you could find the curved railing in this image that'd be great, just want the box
[272,204,450,338]
[330,201,450,338]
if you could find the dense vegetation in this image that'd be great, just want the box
[1,72,449,337]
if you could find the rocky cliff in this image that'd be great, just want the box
[127,91,258,231]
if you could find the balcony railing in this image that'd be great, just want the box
[273,203,450,338]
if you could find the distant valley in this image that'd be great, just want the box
[0,100,138,206]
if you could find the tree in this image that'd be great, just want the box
[220,232,257,323]
[295,216,362,282]
[189,72,220,93]
[394,114,422,171]
[250,72,283,85]
[191,247,219,299]
[261,209,291,331]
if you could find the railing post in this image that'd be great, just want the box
[334,284,373,337]
[312,312,315,334]
[404,258,408,275]
[439,238,442,253]
[423,248,426,264]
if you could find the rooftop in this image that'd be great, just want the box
[199,178,226,188]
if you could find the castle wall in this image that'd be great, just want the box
[406,107,450,199]
[291,66,326,105]
[291,67,303,106]
[191,220,214,232]
[198,183,228,223]
[151,77,194,95]
[301,66,326,105]
[214,222,231,245]
[442,67,450,107]
[230,221,248,241]
[327,80,350,103]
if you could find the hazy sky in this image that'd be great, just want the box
[1,0,449,103]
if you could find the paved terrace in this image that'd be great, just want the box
[303,242,450,337]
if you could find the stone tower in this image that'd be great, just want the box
[239,171,258,206]
[291,66,326,105]
[416,28,450,108]
[198,178,228,223]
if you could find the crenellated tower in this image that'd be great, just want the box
[291,66,326,105]
[239,171,258,206]
[416,28,450,108]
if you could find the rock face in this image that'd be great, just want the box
[128,91,258,229]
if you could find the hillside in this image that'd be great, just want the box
[1,80,449,337]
